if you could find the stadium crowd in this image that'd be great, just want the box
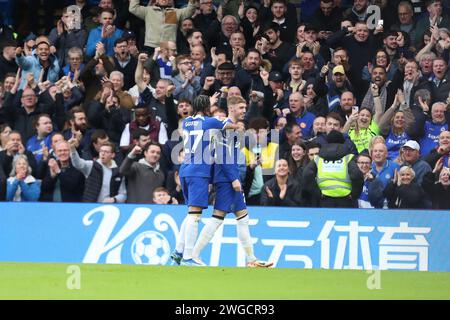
[0,0,449,209]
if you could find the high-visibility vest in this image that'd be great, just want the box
[242,142,279,170]
[314,154,354,197]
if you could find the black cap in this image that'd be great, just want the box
[245,5,259,14]
[217,62,235,71]
[302,77,315,94]
[24,32,37,42]
[123,30,136,40]
[327,130,345,144]
[268,71,283,82]
[0,38,17,48]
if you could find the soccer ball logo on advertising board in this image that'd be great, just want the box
[131,231,171,265]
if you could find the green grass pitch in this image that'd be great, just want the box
[0,262,449,300]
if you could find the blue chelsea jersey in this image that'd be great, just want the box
[213,123,245,184]
[420,121,448,156]
[179,115,231,178]
[385,129,410,160]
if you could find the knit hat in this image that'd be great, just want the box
[217,62,235,71]
[24,32,37,42]
[327,130,345,144]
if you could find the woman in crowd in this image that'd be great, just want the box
[384,166,426,209]
[362,49,396,82]
[239,5,260,50]
[260,159,302,207]
[302,78,328,117]
[286,142,309,183]
[295,23,306,46]
[6,155,41,202]
[343,84,383,153]
[344,107,382,153]
[422,158,450,209]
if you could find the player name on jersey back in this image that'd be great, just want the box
[179,115,231,178]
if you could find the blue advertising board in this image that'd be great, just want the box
[0,203,448,271]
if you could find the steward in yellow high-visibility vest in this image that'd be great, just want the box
[314,154,354,197]
[303,130,364,208]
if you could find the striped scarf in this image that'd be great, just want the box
[361,84,387,112]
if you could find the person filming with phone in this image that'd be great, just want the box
[342,83,384,153]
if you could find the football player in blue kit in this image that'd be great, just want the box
[172,95,244,266]
[191,95,273,268]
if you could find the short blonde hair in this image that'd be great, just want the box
[440,167,450,179]
[399,165,415,179]
[227,95,246,106]
[369,135,386,153]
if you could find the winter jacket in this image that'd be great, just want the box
[260,175,302,207]
[404,159,432,185]
[0,91,65,141]
[39,162,85,202]
[384,181,427,209]
[313,132,358,155]
[0,150,37,180]
[48,27,88,66]
[85,100,128,144]
[79,54,115,102]
[86,26,123,57]
[6,176,41,202]
[16,53,60,90]
[71,149,126,203]
[129,0,196,48]
[119,155,165,204]
[303,142,364,201]
[422,171,450,209]
[0,54,18,81]
[172,73,201,102]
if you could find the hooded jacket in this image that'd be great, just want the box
[303,142,364,200]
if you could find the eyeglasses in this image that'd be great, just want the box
[22,94,36,98]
